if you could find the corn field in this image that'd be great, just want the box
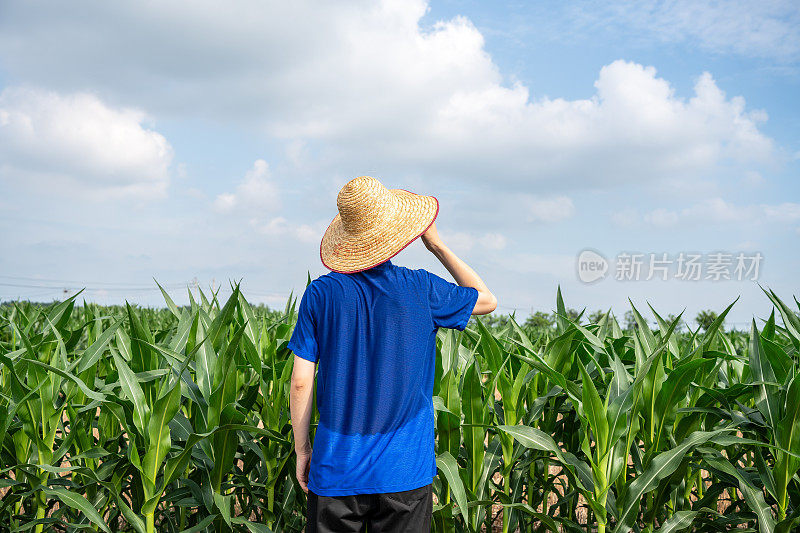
[1,281,800,533]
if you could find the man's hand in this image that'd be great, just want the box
[421,221,443,252]
[290,356,316,494]
[421,220,498,315]
[296,445,312,494]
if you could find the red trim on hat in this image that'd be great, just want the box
[319,193,440,274]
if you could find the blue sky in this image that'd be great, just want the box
[0,0,797,328]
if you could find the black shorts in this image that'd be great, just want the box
[306,483,432,532]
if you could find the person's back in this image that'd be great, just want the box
[289,176,497,532]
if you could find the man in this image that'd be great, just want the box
[288,175,497,532]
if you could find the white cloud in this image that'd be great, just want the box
[328,59,776,188]
[213,193,237,212]
[440,231,475,253]
[642,198,800,228]
[254,216,325,244]
[522,195,575,223]
[215,159,328,245]
[762,203,800,222]
[0,1,778,191]
[438,229,508,253]
[479,233,507,250]
[491,252,575,278]
[735,240,760,251]
[742,170,766,187]
[0,86,172,199]
[611,207,639,228]
[184,187,206,199]
[214,159,279,214]
[652,176,721,200]
[644,208,680,228]
[683,198,742,223]
[567,0,800,62]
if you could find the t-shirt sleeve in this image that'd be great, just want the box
[424,270,480,331]
[287,284,319,363]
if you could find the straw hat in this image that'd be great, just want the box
[320,176,439,273]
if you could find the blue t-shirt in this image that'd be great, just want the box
[287,259,479,496]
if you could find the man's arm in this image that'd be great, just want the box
[290,356,316,453]
[421,221,498,315]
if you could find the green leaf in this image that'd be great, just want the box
[653,510,699,533]
[506,340,582,402]
[141,377,182,499]
[126,301,157,374]
[628,299,657,353]
[155,278,183,319]
[603,387,633,471]
[774,372,800,517]
[213,492,232,528]
[704,453,776,533]
[761,286,800,347]
[462,359,486,492]
[436,369,462,459]
[22,357,106,402]
[177,515,218,533]
[231,516,274,532]
[555,285,567,335]
[436,451,469,526]
[43,487,111,533]
[211,404,246,492]
[497,424,593,492]
[112,351,151,434]
[207,284,241,350]
[698,297,740,347]
[76,317,123,374]
[749,320,779,429]
[577,358,609,454]
[653,358,710,450]
[194,317,216,401]
[614,429,732,533]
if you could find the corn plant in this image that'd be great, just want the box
[2,284,800,532]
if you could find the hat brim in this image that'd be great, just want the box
[319,189,439,273]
